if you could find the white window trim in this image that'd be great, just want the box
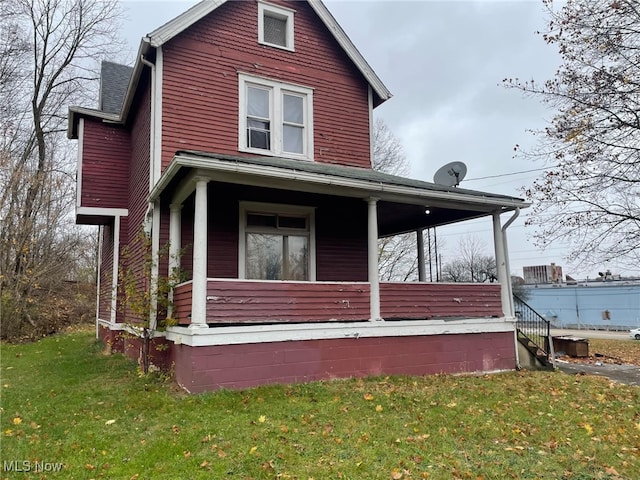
[238,73,314,160]
[258,1,295,52]
[238,202,316,281]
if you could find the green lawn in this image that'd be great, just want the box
[1,330,639,479]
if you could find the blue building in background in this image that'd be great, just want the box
[522,281,640,330]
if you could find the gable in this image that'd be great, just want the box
[158,0,376,169]
[146,0,391,106]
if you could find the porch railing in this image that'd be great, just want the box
[514,294,553,368]
[173,279,503,325]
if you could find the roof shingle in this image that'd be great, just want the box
[99,61,133,114]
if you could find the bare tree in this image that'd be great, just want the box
[442,236,496,283]
[372,118,423,281]
[0,0,123,339]
[504,0,640,269]
[372,117,409,177]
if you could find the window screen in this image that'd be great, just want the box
[263,14,287,47]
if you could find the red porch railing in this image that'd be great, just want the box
[380,282,503,319]
[173,280,371,325]
[172,280,503,325]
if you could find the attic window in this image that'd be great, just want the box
[258,2,294,51]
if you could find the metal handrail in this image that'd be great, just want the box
[514,294,553,366]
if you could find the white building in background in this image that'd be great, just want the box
[523,263,563,285]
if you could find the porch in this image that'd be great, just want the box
[146,152,524,391]
[165,279,512,392]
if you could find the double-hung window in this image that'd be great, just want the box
[239,73,313,160]
[239,203,316,281]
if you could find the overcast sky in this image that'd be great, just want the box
[118,0,640,280]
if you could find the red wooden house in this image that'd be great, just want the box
[68,0,525,393]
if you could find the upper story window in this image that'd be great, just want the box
[258,2,295,51]
[239,73,314,160]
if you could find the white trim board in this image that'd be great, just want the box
[77,207,129,217]
[165,318,516,347]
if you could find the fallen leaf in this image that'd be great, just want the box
[258,415,266,423]
[376,405,383,412]
[249,446,258,455]
[583,423,594,435]
[363,393,374,401]
[12,417,22,425]
[391,469,403,479]
[105,419,116,425]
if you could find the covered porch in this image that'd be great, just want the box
[143,152,526,391]
[151,151,524,329]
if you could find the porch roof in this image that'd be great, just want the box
[152,151,529,235]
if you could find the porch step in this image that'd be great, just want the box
[517,330,553,370]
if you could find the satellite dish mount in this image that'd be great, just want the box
[433,161,467,187]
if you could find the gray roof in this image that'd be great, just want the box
[175,150,524,203]
[99,61,133,114]
[155,151,528,235]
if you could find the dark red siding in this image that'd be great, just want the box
[174,280,370,324]
[381,283,504,319]
[80,119,130,210]
[316,197,368,281]
[176,183,368,282]
[172,332,516,392]
[173,280,503,325]
[98,224,114,321]
[161,0,372,171]
[173,281,192,322]
[120,75,152,325]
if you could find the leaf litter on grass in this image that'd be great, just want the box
[1,331,639,479]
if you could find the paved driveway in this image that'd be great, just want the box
[555,361,640,386]
[550,329,640,386]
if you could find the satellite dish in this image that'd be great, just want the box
[433,161,467,187]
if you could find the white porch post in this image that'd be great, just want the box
[492,211,511,317]
[167,203,182,319]
[416,229,426,282]
[110,215,121,324]
[501,208,520,318]
[190,178,209,328]
[95,225,103,338]
[367,197,382,321]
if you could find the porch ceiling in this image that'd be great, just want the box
[151,151,529,235]
[377,201,489,237]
